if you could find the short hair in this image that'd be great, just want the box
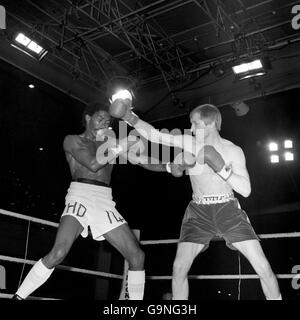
[190,104,222,131]
[82,101,109,127]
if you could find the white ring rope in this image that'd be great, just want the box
[0,208,58,228]
[0,255,122,280]
[1,208,300,282]
[0,293,59,300]
[147,274,300,280]
[1,208,299,243]
[140,232,300,245]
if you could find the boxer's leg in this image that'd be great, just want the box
[232,239,281,300]
[104,224,145,300]
[172,242,205,300]
[14,216,83,299]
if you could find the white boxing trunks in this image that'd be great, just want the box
[61,182,127,240]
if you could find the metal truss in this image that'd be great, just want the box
[63,0,190,86]
[4,0,300,91]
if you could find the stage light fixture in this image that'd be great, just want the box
[269,142,278,152]
[270,155,279,163]
[232,58,268,80]
[284,140,293,149]
[284,152,294,161]
[11,32,48,61]
[107,76,135,104]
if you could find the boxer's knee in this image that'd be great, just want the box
[173,258,191,279]
[43,243,69,268]
[128,248,145,270]
[256,259,274,280]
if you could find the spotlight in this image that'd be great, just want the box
[284,140,293,149]
[232,58,269,80]
[233,59,262,74]
[28,84,35,89]
[111,89,132,103]
[107,76,135,104]
[267,139,296,164]
[231,101,249,116]
[268,142,278,152]
[11,32,48,61]
[270,155,279,163]
[284,152,294,161]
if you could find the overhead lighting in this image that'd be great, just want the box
[15,33,31,46]
[232,60,263,74]
[270,155,279,163]
[232,58,268,80]
[111,89,132,102]
[107,76,135,104]
[267,139,296,164]
[28,84,35,89]
[11,32,48,61]
[284,140,293,149]
[284,152,294,161]
[268,142,278,152]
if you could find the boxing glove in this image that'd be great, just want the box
[203,145,232,180]
[166,151,196,178]
[109,90,139,127]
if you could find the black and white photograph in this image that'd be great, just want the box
[0,0,300,312]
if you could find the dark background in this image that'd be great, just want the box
[0,58,300,300]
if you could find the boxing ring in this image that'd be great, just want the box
[0,208,299,300]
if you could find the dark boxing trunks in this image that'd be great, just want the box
[179,197,259,251]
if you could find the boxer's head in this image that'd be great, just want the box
[82,101,111,136]
[189,104,222,139]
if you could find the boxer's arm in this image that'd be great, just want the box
[64,135,108,172]
[124,152,167,172]
[226,146,251,198]
[138,162,167,172]
[133,118,194,150]
[109,97,196,149]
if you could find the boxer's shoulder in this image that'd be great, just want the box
[220,138,242,152]
[64,135,89,153]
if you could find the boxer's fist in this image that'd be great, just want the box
[109,99,128,119]
[203,145,232,180]
[171,163,185,177]
[109,90,139,127]
[167,151,196,178]
[109,90,132,118]
[174,151,196,168]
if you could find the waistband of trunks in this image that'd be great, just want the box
[192,193,235,205]
[74,178,110,188]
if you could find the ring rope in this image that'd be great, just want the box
[0,293,59,300]
[1,209,299,243]
[0,209,300,245]
[0,255,123,280]
[147,274,300,280]
[140,232,300,245]
[1,209,299,283]
[0,208,58,228]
